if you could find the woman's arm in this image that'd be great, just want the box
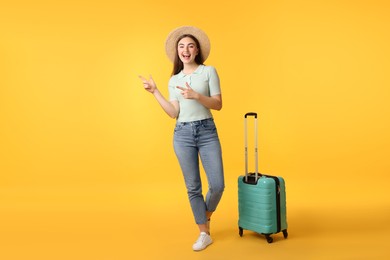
[139,75,179,118]
[196,93,222,111]
[152,89,180,118]
[176,82,222,111]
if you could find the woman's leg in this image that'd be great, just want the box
[198,120,225,216]
[173,123,208,226]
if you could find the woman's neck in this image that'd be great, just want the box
[182,63,199,75]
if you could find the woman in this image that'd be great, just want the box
[138,26,224,251]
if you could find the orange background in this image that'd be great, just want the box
[1,0,389,259]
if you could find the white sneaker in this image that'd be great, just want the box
[192,232,213,251]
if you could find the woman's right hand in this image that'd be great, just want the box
[138,75,157,94]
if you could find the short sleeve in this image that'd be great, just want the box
[208,66,221,96]
[168,76,178,101]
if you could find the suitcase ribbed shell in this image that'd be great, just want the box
[238,175,287,235]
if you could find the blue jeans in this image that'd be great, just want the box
[173,118,225,225]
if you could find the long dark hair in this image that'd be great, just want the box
[171,34,204,76]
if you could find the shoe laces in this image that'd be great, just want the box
[196,232,208,243]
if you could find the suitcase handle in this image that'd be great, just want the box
[244,112,258,182]
[245,112,257,118]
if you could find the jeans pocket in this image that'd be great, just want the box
[201,120,216,132]
[174,123,185,133]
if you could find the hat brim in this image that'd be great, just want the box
[165,26,210,63]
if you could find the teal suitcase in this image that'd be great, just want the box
[238,112,288,243]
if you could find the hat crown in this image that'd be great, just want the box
[165,26,210,63]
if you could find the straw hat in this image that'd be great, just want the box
[165,26,210,63]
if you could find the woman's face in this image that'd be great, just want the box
[177,37,199,65]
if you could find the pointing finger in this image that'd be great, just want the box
[138,75,147,82]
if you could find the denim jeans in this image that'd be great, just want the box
[173,118,225,225]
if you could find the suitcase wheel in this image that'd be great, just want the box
[239,227,243,237]
[283,229,288,239]
[265,234,273,243]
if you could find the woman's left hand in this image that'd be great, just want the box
[177,82,199,100]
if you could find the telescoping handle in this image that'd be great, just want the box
[244,112,258,182]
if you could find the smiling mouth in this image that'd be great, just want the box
[182,54,190,58]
